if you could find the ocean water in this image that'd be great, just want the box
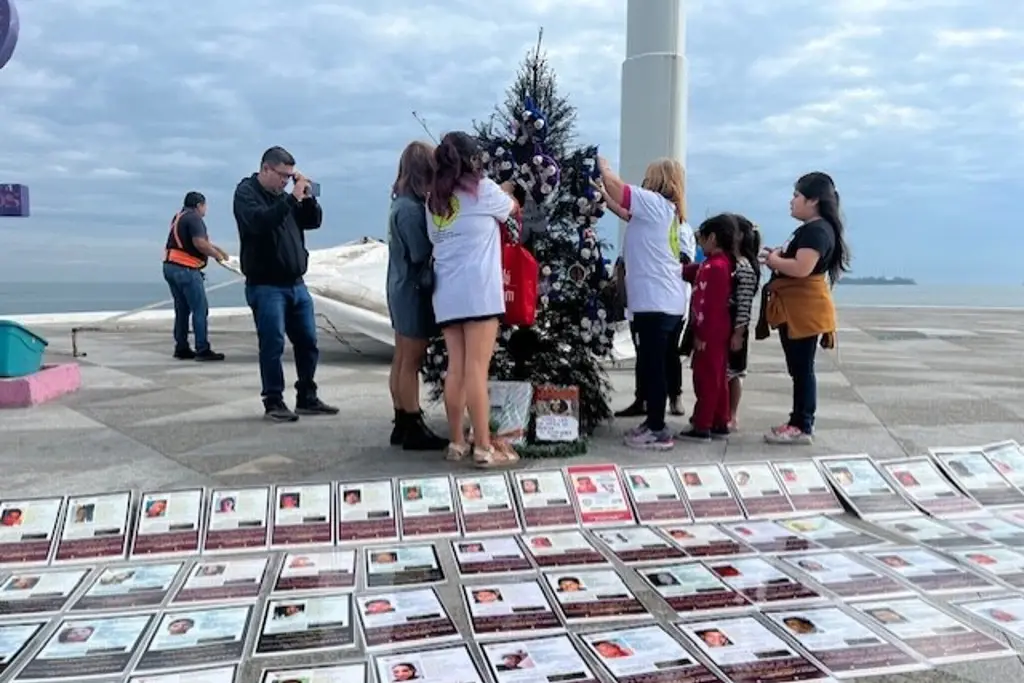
[0,281,1020,317]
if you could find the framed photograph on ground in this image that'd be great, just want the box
[764,606,927,678]
[451,537,532,576]
[254,593,356,656]
[201,487,269,553]
[724,462,795,517]
[946,546,1024,588]
[375,646,484,683]
[876,516,983,550]
[817,455,917,519]
[0,497,63,567]
[931,447,1024,507]
[879,457,982,518]
[620,466,690,524]
[520,530,605,568]
[543,569,647,622]
[0,568,89,616]
[512,470,577,531]
[270,483,333,549]
[636,562,748,614]
[273,550,356,593]
[70,562,183,612]
[674,464,744,522]
[365,544,444,588]
[53,491,131,563]
[454,473,520,535]
[16,612,154,681]
[580,623,719,683]
[953,596,1024,644]
[130,665,238,682]
[947,515,1024,547]
[852,597,1014,665]
[170,556,268,604]
[864,547,997,594]
[659,523,756,558]
[337,480,398,543]
[566,464,635,526]
[130,488,203,558]
[592,526,685,564]
[720,520,821,553]
[262,663,367,683]
[706,557,822,605]
[774,552,912,600]
[480,635,599,683]
[134,605,252,673]
[354,587,458,652]
[777,515,888,550]
[463,580,561,640]
[674,615,831,682]
[770,460,843,514]
[982,440,1024,489]
[396,476,458,539]
[0,621,45,677]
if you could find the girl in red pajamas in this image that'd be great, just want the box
[679,214,737,442]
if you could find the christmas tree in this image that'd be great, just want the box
[421,30,617,456]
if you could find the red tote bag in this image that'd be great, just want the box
[500,214,539,327]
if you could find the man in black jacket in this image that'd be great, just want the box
[234,146,339,422]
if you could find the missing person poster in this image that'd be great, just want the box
[592,526,685,564]
[982,440,1024,489]
[452,537,532,576]
[520,530,605,568]
[134,605,252,673]
[947,546,1024,588]
[0,568,88,616]
[512,470,577,530]
[877,516,981,550]
[637,562,748,614]
[71,562,182,612]
[365,545,444,588]
[660,523,755,558]
[720,520,821,553]
[770,460,843,514]
[397,476,459,539]
[775,552,911,599]
[130,666,238,683]
[880,457,982,518]
[463,581,561,639]
[725,462,795,517]
[273,550,356,593]
[931,447,1024,507]
[202,487,269,552]
[580,624,719,683]
[707,557,821,605]
[948,515,1024,547]
[817,456,917,519]
[375,646,484,683]
[255,594,355,656]
[171,556,268,604]
[270,483,333,548]
[481,635,599,683]
[355,588,458,651]
[454,474,520,535]
[17,613,154,681]
[674,465,744,521]
[777,515,887,550]
[54,492,131,563]
[543,569,646,622]
[337,480,398,543]
[131,489,203,558]
[953,596,1024,643]
[0,497,63,566]
[620,466,690,524]
[262,664,367,683]
[865,547,996,593]
[0,621,44,676]
[566,464,635,526]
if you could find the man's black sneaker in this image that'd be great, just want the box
[195,350,225,362]
[264,402,299,423]
[173,349,196,360]
[711,426,730,440]
[295,398,340,416]
[614,400,646,418]
[677,428,712,443]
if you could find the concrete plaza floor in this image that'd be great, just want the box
[2,304,1024,681]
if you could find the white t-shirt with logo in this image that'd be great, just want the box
[622,185,690,317]
[427,178,513,324]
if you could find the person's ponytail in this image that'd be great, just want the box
[428,139,462,217]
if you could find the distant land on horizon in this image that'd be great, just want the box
[839,276,916,285]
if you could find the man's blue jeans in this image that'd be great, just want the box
[163,262,209,353]
[245,283,319,404]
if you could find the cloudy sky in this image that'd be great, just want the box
[2,0,1022,284]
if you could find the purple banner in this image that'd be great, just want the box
[0,184,29,217]
[0,0,18,70]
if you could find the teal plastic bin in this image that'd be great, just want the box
[0,321,48,378]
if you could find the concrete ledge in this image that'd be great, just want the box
[0,363,81,408]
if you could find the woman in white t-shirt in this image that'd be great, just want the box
[595,157,689,451]
[426,132,520,468]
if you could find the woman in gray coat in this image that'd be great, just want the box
[386,141,448,451]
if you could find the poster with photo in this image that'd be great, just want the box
[775,552,911,600]
[566,464,634,526]
[865,547,996,594]
[853,597,1013,664]
[720,520,821,553]
[953,596,1024,643]
[454,474,520,535]
[982,440,1024,489]
[337,480,398,543]
[520,530,605,568]
[512,470,576,530]
[533,385,580,442]
[463,581,561,639]
[0,621,44,676]
[134,605,252,673]
[543,569,646,622]
[131,489,203,558]
[764,606,926,678]
[675,615,831,683]
[592,527,685,564]
[451,537,532,576]
[0,568,89,616]
[777,515,888,550]
[817,456,917,519]
[931,447,1024,507]
[130,665,238,683]
[262,663,368,683]
[481,635,599,683]
[375,646,484,683]
[948,515,1024,548]
[580,624,719,683]
[255,593,355,656]
[397,476,458,539]
[674,465,744,521]
[947,546,1024,588]
[770,461,843,514]
[880,457,982,518]
[365,545,444,588]
[637,562,748,614]
[724,463,795,517]
[620,466,689,524]
[71,562,182,612]
[659,524,756,558]
[201,487,269,553]
[0,497,63,566]
[274,550,356,593]
[999,507,1024,527]
[171,556,268,604]
[707,557,821,605]
[876,515,982,550]
[53,491,131,563]
[355,588,458,651]
[270,483,333,548]
[17,612,154,681]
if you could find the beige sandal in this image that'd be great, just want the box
[473,443,520,469]
[446,443,471,462]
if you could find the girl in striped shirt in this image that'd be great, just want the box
[728,215,761,431]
